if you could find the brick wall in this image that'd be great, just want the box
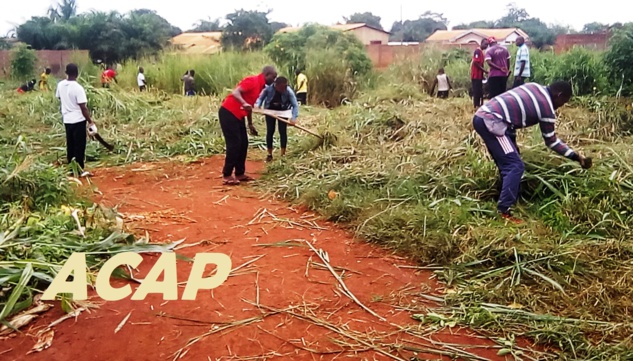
[365,43,479,68]
[0,50,90,79]
[554,33,611,54]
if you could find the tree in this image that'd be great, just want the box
[48,0,78,22]
[221,9,273,51]
[582,22,610,34]
[16,8,180,64]
[0,38,11,50]
[389,12,448,42]
[270,21,288,34]
[452,20,495,30]
[344,12,383,30]
[189,18,222,32]
[496,3,529,26]
[16,17,67,50]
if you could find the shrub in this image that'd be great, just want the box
[10,44,37,81]
[264,24,372,105]
[604,24,633,96]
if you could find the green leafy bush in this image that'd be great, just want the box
[10,44,37,81]
[264,24,372,105]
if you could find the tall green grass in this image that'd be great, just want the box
[113,52,273,96]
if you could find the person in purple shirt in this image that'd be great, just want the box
[472,81,592,223]
[485,37,511,98]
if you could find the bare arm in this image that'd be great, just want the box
[232,86,250,107]
[78,103,94,124]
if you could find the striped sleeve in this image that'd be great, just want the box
[538,118,579,160]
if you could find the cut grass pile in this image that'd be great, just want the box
[1,80,632,359]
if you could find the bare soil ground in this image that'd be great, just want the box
[2,157,510,361]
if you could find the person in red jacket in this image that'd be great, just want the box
[101,67,117,88]
[218,65,277,185]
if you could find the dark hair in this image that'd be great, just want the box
[189,70,195,77]
[275,76,288,84]
[295,69,301,75]
[550,81,573,97]
[45,68,51,74]
[66,63,79,77]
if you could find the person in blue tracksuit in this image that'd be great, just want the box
[473,81,592,224]
[255,77,299,162]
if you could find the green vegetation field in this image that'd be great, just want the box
[2,41,633,360]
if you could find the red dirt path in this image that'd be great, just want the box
[2,157,513,361]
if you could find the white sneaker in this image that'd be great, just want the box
[80,171,93,178]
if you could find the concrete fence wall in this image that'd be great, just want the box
[553,33,611,54]
[0,50,90,79]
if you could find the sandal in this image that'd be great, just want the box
[236,175,255,182]
[223,177,240,186]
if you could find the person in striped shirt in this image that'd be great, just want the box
[472,81,592,223]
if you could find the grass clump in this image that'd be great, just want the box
[258,91,633,359]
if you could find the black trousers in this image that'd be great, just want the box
[265,116,288,150]
[219,107,248,178]
[437,90,449,98]
[139,85,146,92]
[296,92,307,105]
[65,121,87,170]
[472,79,483,107]
[512,76,527,88]
[487,76,507,98]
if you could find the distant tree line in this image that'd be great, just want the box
[8,1,631,65]
[346,4,627,49]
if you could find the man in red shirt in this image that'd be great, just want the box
[101,68,117,88]
[219,65,277,185]
[471,39,489,108]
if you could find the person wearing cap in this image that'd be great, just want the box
[56,63,96,177]
[512,36,530,88]
[484,37,511,98]
[472,81,592,224]
[471,39,489,108]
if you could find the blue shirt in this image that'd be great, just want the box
[255,85,299,120]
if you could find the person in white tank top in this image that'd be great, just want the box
[431,68,452,99]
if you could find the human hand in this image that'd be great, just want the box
[248,124,258,136]
[579,155,593,169]
[242,103,253,112]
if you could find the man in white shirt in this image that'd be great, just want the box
[55,63,96,176]
[138,67,146,92]
[512,36,530,88]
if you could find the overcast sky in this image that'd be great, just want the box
[1,0,630,36]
